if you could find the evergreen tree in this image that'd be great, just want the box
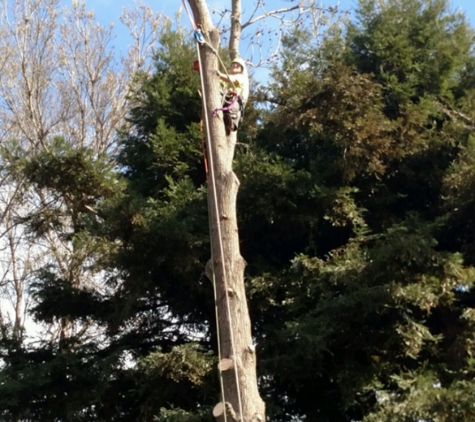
[250,0,475,421]
[0,26,216,422]
[2,1,475,421]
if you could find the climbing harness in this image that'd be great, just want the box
[182,2,245,421]
[212,92,239,117]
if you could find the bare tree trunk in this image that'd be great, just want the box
[187,1,265,421]
[229,0,242,60]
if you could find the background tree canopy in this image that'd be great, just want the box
[1,0,475,421]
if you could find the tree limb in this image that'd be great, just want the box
[242,3,306,29]
[437,100,475,130]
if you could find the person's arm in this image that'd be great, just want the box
[218,71,230,83]
[218,73,243,90]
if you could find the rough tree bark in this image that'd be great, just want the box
[187,0,265,421]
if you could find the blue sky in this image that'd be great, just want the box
[75,0,474,29]
[61,0,474,68]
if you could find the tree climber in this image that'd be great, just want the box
[217,57,249,135]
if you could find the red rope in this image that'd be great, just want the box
[200,118,209,177]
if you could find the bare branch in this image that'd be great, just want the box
[211,0,333,67]
[242,3,306,29]
[0,0,164,348]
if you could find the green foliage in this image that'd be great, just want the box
[139,343,214,386]
[253,0,475,421]
[154,407,210,422]
[2,1,475,421]
[23,137,116,204]
[364,370,475,422]
[1,136,120,240]
[0,25,213,422]
[348,0,474,104]
[127,22,201,135]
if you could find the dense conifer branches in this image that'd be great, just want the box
[1,0,475,421]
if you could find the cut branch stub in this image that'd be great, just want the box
[218,357,234,372]
[213,401,238,421]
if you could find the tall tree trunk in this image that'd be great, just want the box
[187,1,265,421]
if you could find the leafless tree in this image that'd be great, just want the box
[0,0,165,351]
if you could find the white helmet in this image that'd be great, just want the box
[231,57,246,72]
